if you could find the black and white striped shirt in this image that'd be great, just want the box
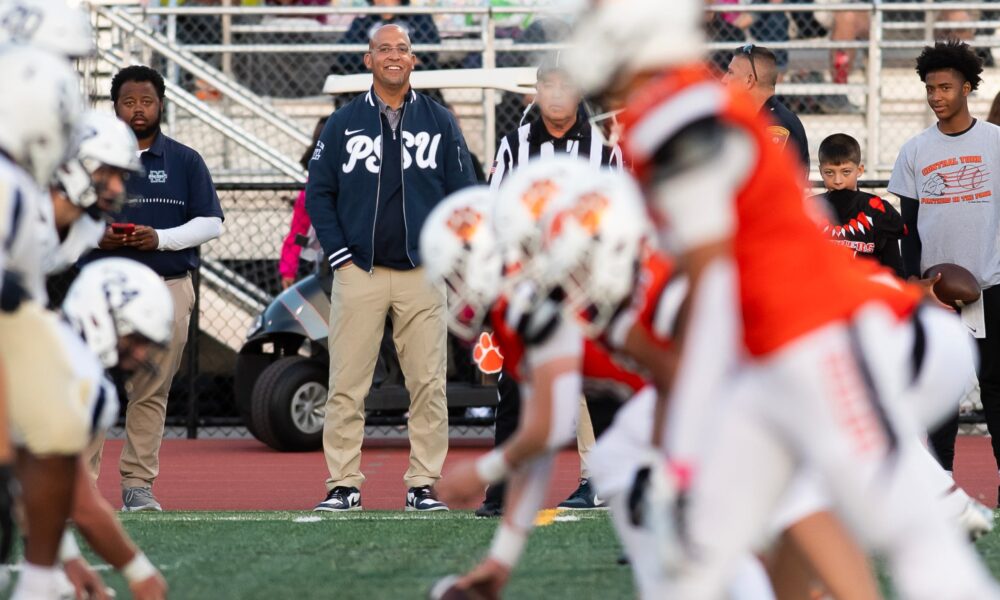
[488,113,624,191]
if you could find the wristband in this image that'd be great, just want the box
[474,449,510,485]
[488,524,527,568]
[121,552,157,584]
[58,530,81,563]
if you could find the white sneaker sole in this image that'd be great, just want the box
[121,505,162,512]
[405,505,449,512]
[313,505,363,513]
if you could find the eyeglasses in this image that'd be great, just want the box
[741,43,758,81]
[373,44,411,57]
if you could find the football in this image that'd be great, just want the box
[923,263,981,309]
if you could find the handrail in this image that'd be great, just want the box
[98,46,307,182]
[96,5,312,149]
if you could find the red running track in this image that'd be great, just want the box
[95,436,1000,511]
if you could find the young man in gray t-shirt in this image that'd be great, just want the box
[888,40,1000,483]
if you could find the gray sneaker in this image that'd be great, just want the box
[122,487,162,512]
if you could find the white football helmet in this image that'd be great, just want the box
[0,0,94,58]
[562,0,703,98]
[421,186,504,342]
[543,169,652,337]
[62,258,174,369]
[58,111,144,214]
[0,45,83,185]
[493,156,592,292]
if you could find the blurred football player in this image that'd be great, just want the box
[563,1,999,598]
[55,259,172,600]
[0,44,89,600]
[542,169,881,599]
[425,165,651,599]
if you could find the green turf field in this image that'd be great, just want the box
[29,509,1000,599]
[78,511,633,599]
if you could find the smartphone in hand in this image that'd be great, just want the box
[111,223,135,235]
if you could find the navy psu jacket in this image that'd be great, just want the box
[305,87,477,272]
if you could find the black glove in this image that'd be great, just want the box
[0,271,26,313]
[0,464,16,564]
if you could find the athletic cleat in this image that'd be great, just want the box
[958,497,995,541]
[314,486,362,512]
[558,478,607,510]
[407,486,449,511]
[474,500,503,518]
[121,487,162,512]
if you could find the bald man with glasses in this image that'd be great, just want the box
[722,44,810,173]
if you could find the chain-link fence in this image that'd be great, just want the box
[79,1,1000,435]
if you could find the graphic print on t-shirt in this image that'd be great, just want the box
[919,156,991,204]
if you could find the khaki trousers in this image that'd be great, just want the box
[88,274,195,489]
[323,265,448,490]
[576,395,596,479]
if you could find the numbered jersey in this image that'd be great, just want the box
[621,67,922,356]
[0,154,59,304]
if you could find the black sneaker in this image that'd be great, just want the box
[406,486,448,511]
[474,500,503,518]
[314,486,361,512]
[557,478,607,510]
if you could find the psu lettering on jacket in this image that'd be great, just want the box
[342,132,442,174]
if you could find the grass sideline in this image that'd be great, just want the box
[14,509,1000,598]
[75,510,632,599]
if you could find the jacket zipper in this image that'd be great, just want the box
[400,101,414,267]
[370,109,383,276]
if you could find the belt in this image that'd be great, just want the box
[162,272,190,281]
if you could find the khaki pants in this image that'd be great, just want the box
[88,274,195,489]
[323,265,448,490]
[0,302,90,456]
[576,395,596,479]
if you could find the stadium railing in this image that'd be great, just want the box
[78,1,996,435]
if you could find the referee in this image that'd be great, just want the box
[488,53,623,191]
[476,53,624,517]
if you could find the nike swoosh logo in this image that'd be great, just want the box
[344,128,364,136]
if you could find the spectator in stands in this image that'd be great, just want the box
[265,0,330,24]
[306,24,477,512]
[85,65,224,512]
[935,9,995,67]
[337,0,440,74]
[705,0,747,76]
[722,44,810,172]
[474,54,624,518]
[745,0,823,70]
[279,117,328,289]
[888,40,1000,486]
[828,9,869,84]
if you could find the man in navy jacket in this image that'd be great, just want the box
[306,24,476,512]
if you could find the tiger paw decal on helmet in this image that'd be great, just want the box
[472,332,504,374]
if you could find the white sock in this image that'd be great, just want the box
[11,562,60,600]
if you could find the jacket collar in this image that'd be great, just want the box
[365,86,417,108]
